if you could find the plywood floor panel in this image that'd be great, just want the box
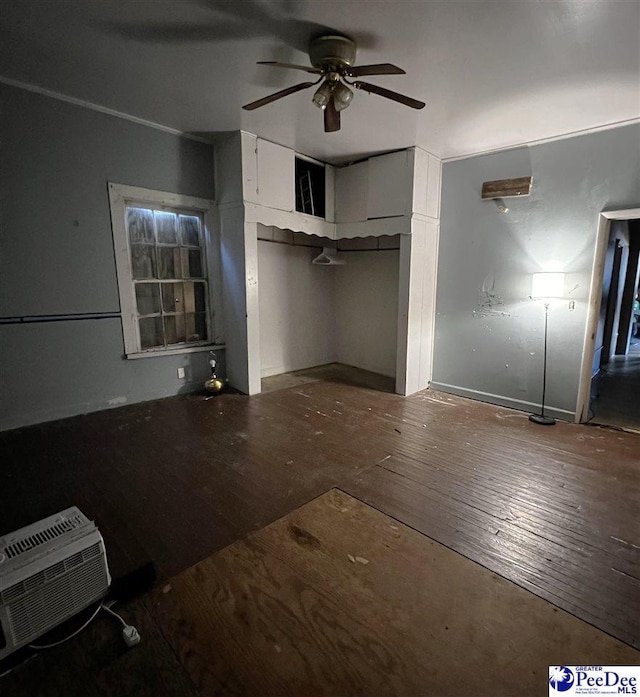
[148,490,639,697]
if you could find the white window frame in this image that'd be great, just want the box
[109,182,223,359]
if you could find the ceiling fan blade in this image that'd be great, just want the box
[353,81,426,109]
[257,61,322,74]
[347,63,405,77]
[243,81,316,110]
[324,97,341,133]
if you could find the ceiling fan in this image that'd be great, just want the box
[243,34,425,133]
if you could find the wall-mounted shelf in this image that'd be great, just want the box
[481,176,532,199]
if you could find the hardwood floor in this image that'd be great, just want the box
[0,368,395,581]
[342,389,640,648]
[1,366,639,694]
[590,339,640,432]
[4,490,638,697]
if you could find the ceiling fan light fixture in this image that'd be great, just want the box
[332,81,354,111]
[245,33,426,130]
[312,80,334,109]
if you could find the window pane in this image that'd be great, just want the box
[162,282,183,313]
[131,245,156,279]
[180,215,201,247]
[127,208,154,244]
[135,283,161,315]
[194,282,207,312]
[185,313,207,342]
[157,247,180,279]
[139,316,164,349]
[195,313,207,341]
[155,211,178,244]
[165,314,186,345]
[183,282,195,313]
[181,248,203,278]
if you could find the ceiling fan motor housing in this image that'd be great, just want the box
[309,35,357,70]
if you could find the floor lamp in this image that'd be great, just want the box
[529,272,565,426]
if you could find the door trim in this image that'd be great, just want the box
[575,208,640,422]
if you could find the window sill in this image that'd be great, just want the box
[125,344,225,360]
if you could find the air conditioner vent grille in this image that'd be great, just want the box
[24,571,46,592]
[45,561,66,581]
[1,583,26,605]
[3,514,84,559]
[65,552,83,570]
[0,543,102,606]
[6,554,108,645]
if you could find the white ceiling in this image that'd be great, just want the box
[1,0,638,163]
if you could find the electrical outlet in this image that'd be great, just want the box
[177,367,186,379]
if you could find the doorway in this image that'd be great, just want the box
[577,213,640,431]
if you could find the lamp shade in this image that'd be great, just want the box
[332,81,354,111]
[531,272,565,299]
[312,81,333,109]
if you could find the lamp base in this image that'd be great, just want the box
[529,414,556,426]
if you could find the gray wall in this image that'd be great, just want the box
[1,84,217,430]
[432,124,640,420]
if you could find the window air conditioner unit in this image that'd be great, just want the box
[0,507,111,661]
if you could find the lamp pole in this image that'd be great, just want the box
[530,300,556,425]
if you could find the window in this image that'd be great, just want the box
[109,183,219,358]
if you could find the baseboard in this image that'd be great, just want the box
[429,382,576,422]
[0,381,206,432]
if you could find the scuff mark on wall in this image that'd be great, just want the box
[475,275,510,317]
[107,396,127,406]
